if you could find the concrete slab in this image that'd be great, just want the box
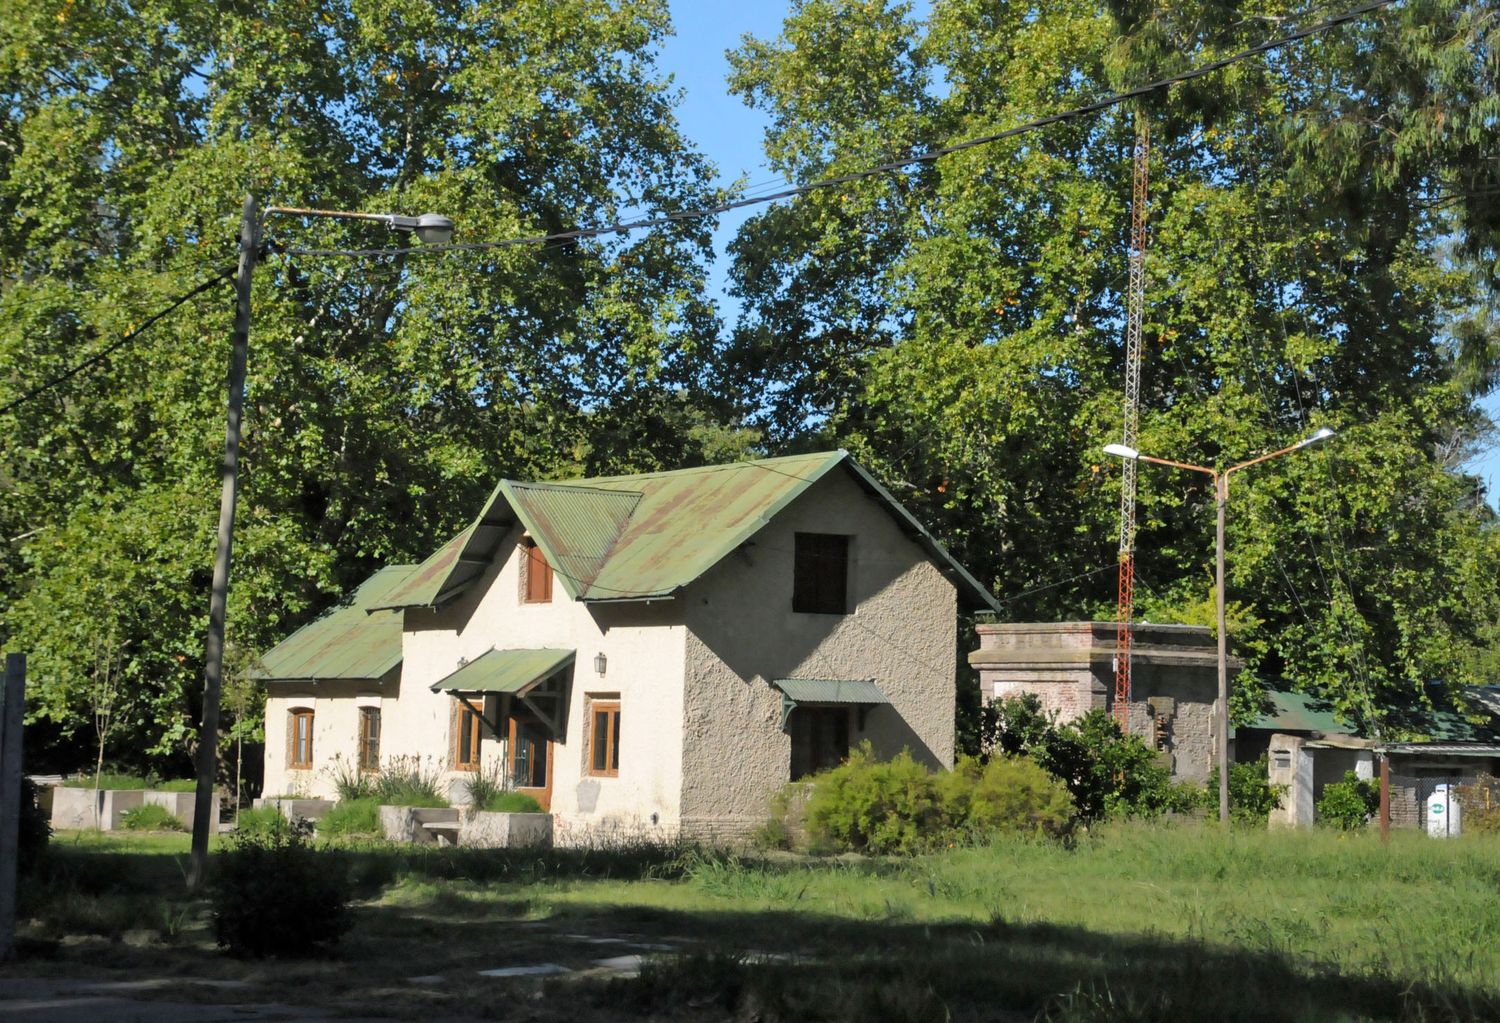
[593,954,647,974]
[475,964,571,978]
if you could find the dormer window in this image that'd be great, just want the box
[523,538,553,603]
[793,532,850,614]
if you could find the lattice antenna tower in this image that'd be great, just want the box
[1113,113,1150,730]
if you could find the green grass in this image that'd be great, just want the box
[12,823,1500,1022]
[60,773,198,791]
[119,804,185,831]
[319,798,382,837]
[478,791,543,813]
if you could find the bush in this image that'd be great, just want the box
[19,777,50,875]
[371,756,448,807]
[154,779,198,792]
[1204,756,1287,824]
[480,791,543,813]
[984,695,1174,822]
[319,797,381,837]
[805,744,940,855]
[322,754,374,801]
[213,824,350,957]
[62,771,151,789]
[120,804,186,831]
[802,744,1074,854]
[234,806,308,843]
[1316,771,1379,830]
[1454,774,1500,833]
[952,756,1075,839]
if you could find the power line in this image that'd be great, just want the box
[282,0,1397,261]
[0,264,237,417]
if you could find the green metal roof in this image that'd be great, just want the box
[254,566,416,681]
[428,648,575,694]
[1241,689,1352,735]
[372,451,998,610]
[773,678,890,705]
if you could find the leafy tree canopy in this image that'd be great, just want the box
[724,0,1500,735]
[0,0,746,768]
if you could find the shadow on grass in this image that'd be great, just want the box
[17,841,1498,1023]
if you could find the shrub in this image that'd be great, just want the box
[984,695,1174,822]
[322,753,374,801]
[372,756,449,807]
[480,791,542,813]
[965,756,1075,839]
[1454,774,1500,833]
[121,804,186,831]
[805,744,940,855]
[1317,771,1379,830]
[19,777,50,875]
[235,806,308,843]
[1204,756,1287,824]
[803,745,1074,854]
[154,779,198,792]
[213,823,350,956]
[62,771,150,789]
[319,797,381,837]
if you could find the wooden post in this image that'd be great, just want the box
[1379,753,1390,844]
[0,652,27,961]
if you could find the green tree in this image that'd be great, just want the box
[725,0,1500,734]
[0,0,734,767]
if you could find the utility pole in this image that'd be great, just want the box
[0,653,27,960]
[189,194,259,889]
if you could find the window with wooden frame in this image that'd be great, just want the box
[522,538,553,603]
[586,697,621,777]
[792,532,850,614]
[289,708,314,769]
[358,707,381,771]
[452,701,482,771]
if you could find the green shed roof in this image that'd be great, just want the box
[1241,689,1352,736]
[254,565,416,682]
[371,451,998,611]
[773,678,890,705]
[428,648,575,695]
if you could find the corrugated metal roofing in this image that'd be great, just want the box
[773,678,890,704]
[254,565,416,681]
[1376,742,1500,757]
[371,451,998,611]
[428,648,575,694]
[1242,689,1352,735]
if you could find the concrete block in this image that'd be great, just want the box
[143,789,223,831]
[50,787,146,830]
[253,796,334,823]
[459,810,553,849]
[379,804,460,844]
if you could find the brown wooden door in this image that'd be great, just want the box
[508,711,555,811]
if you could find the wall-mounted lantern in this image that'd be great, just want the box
[594,652,607,676]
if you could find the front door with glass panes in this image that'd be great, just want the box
[508,709,554,811]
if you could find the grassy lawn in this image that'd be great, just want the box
[13,824,1500,1021]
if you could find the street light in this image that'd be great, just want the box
[1103,427,1336,825]
[188,195,454,887]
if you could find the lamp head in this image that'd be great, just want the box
[414,213,454,245]
[1103,443,1139,460]
[1298,426,1336,448]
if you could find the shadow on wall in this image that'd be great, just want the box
[685,535,943,769]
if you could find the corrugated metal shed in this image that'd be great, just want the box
[371,450,998,611]
[254,565,416,681]
[428,648,575,694]
[773,678,890,704]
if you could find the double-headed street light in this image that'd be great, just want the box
[1103,427,1335,825]
[188,196,454,887]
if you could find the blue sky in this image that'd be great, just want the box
[657,2,1500,508]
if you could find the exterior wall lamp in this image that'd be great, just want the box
[594,652,608,676]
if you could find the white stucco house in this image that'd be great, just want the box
[256,450,996,843]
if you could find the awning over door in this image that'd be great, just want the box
[772,678,889,729]
[429,648,575,695]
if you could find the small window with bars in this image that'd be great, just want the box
[792,532,850,614]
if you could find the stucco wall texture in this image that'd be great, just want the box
[681,469,957,842]
[262,467,961,844]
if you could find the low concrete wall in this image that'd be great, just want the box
[143,790,224,831]
[50,787,145,830]
[459,810,552,849]
[379,805,460,845]
[253,797,335,823]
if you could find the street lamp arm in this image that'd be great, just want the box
[1136,452,1217,478]
[264,206,396,225]
[1225,427,1336,477]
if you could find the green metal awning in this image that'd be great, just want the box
[773,678,889,729]
[429,648,575,695]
